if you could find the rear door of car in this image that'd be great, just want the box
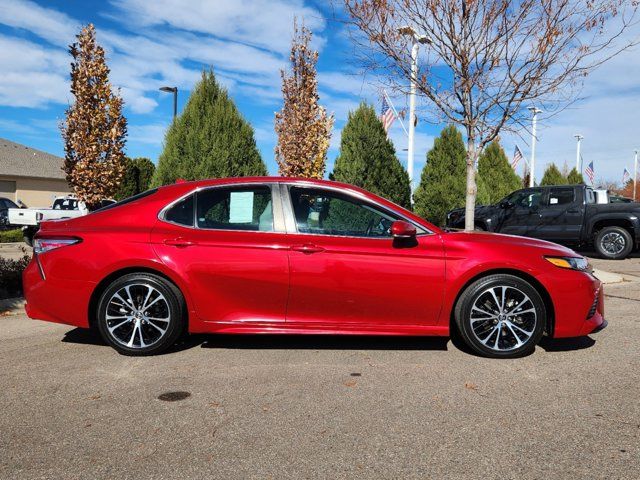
[280,184,446,328]
[151,183,290,324]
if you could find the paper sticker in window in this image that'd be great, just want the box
[550,198,558,204]
[229,191,254,223]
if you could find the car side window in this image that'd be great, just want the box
[196,186,273,231]
[510,190,542,208]
[547,188,574,206]
[165,194,194,226]
[586,189,596,204]
[289,187,404,238]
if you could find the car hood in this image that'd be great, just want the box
[442,230,579,256]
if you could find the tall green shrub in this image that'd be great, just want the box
[540,163,567,186]
[414,126,489,225]
[477,141,522,204]
[152,70,266,186]
[116,157,155,199]
[567,167,585,184]
[332,103,411,208]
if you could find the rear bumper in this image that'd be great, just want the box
[23,256,94,328]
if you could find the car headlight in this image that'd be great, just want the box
[544,256,591,272]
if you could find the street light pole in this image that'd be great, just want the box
[634,149,638,201]
[397,26,432,197]
[159,86,178,119]
[528,106,542,187]
[574,134,583,172]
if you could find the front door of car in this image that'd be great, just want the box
[151,184,290,323]
[282,186,446,327]
[496,188,543,236]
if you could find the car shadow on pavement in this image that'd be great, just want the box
[201,334,449,351]
[61,328,207,354]
[538,336,596,352]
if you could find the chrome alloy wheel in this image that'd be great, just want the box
[469,285,537,352]
[600,232,626,256]
[105,283,171,349]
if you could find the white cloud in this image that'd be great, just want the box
[128,123,168,145]
[0,0,78,46]
[109,0,326,54]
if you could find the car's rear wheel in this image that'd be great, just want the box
[96,273,185,356]
[455,274,546,358]
[594,226,632,260]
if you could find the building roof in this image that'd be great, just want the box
[0,137,66,180]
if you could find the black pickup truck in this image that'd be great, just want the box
[446,184,640,260]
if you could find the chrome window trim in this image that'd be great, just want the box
[280,182,433,239]
[157,182,287,234]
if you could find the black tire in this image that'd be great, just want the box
[594,226,633,260]
[96,273,186,356]
[454,274,546,358]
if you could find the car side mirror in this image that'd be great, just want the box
[391,220,417,239]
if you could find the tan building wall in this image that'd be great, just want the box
[0,175,70,208]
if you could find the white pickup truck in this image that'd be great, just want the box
[8,196,114,245]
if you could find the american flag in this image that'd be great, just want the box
[585,161,595,184]
[623,168,631,184]
[380,95,396,133]
[511,145,524,170]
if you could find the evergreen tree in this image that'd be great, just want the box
[61,24,126,209]
[540,163,567,186]
[116,157,155,200]
[152,70,266,186]
[477,141,522,204]
[331,103,411,208]
[414,125,489,225]
[567,167,585,184]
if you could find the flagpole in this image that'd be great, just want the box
[383,90,408,137]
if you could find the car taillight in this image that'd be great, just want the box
[33,238,80,254]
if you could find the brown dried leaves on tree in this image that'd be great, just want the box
[60,24,127,209]
[275,21,334,179]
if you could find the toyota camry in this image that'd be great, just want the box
[23,177,606,358]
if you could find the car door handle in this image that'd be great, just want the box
[164,238,196,247]
[291,244,325,254]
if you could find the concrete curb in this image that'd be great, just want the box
[593,269,625,285]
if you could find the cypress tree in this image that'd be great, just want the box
[567,167,585,184]
[477,141,522,204]
[116,157,156,200]
[152,70,266,186]
[540,163,567,186]
[414,125,490,225]
[331,103,411,208]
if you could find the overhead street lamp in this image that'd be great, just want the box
[574,134,583,172]
[528,106,543,187]
[397,26,432,198]
[159,86,178,120]
[634,149,638,201]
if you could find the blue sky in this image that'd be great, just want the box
[0,0,638,186]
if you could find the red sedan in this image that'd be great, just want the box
[23,177,606,358]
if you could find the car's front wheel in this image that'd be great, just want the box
[454,274,546,358]
[96,273,185,356]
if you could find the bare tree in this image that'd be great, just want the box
[275,19,334,179]
[343,0,638,229]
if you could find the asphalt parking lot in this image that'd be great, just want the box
[1,253,639,479]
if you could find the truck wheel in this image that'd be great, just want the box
[595,226,633,260]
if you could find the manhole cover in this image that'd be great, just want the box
[157,391,191,402]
